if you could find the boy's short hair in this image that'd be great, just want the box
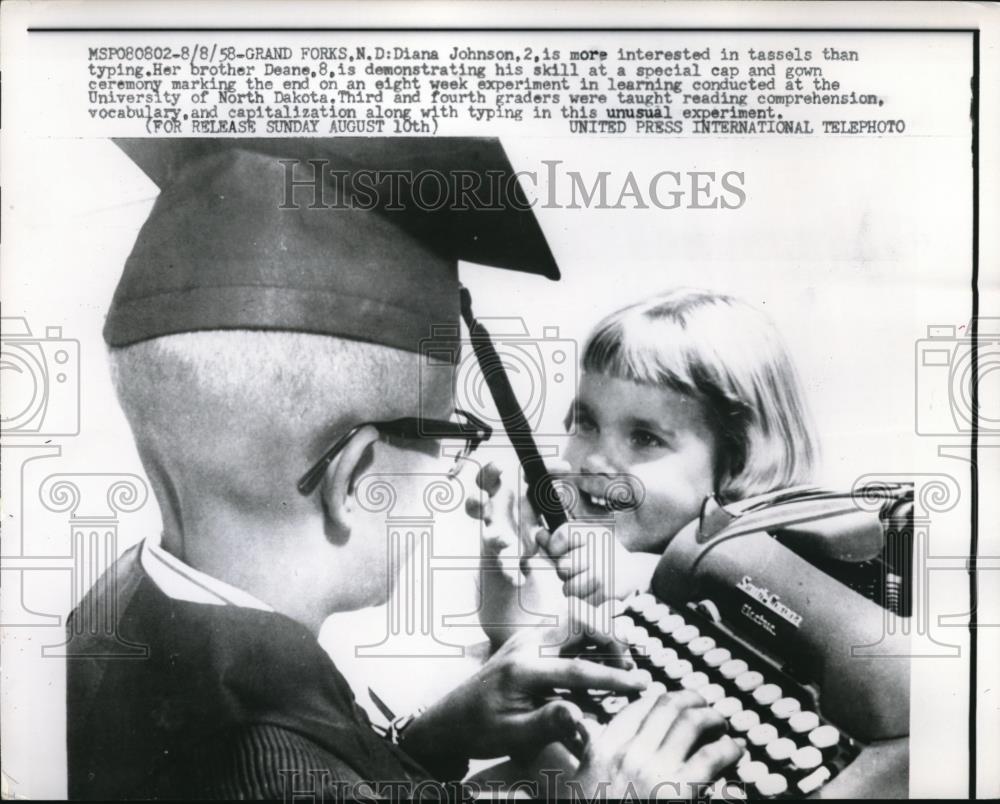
[582,288,817,502]
[107,330,444,496]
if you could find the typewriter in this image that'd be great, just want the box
[562,485,913,800]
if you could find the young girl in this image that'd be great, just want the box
[471,287,818,629]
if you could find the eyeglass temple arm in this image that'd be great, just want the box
[377,416,490,440]
[459,285,570,532]
[297,426,363,496]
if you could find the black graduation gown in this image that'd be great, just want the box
[66,544,454,799]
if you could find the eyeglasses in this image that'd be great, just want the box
[297,409,492,496]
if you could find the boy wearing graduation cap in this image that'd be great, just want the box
[66,138,740,800]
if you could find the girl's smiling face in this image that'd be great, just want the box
[563,372,718,553]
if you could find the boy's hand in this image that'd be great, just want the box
[400,600,646,763]
[569,691,741,799]
[537,524,659,604]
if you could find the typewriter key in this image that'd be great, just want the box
[765,737,797,763]
[624,625,649,646]
[737,760,769,785]
[720,659,750,680]
[792,746,823,771]
[650,647,679,668]
[663,658,694,681]
[808,725,841,750]
[656,613,685,635]
[730,709,761,734]
[755,773,789,797]
[788,711,820,735]
[687,636,716,656]
[770,697,801,721]
[644,636,664,655]
[703,647,732,668]
[747,723,779,749]
[680,671,710,691]
[631,633,658,656]
[612,616,633,641]
[752,684,782,707]
[672,624,700,645]
[797,767,832,795]
[734,670,764,693]
[713,696,743,718]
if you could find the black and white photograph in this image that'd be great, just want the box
[1,2,998,800]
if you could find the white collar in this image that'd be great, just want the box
[141,534,274,612]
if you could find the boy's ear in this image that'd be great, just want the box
[320,426,380,540]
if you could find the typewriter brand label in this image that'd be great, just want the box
[740,604,777,636]
[736,575,803,629]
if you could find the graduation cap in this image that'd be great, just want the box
[104,138,560,351]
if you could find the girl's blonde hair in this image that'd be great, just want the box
[582,288,817,502]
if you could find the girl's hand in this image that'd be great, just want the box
[537,524,660,604]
